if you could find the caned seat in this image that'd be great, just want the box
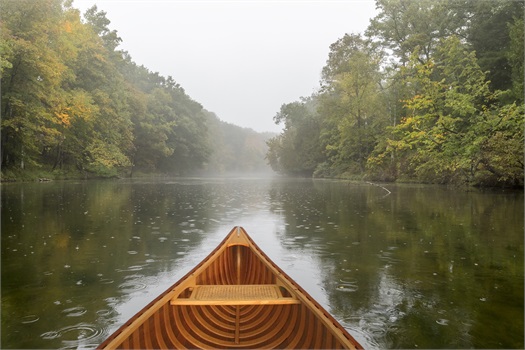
[170,285,301,305]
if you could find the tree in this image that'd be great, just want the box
[373,36,523,185]
[0,0,220,180]
[466,0,524,94]
[266,97,324,176]
[507,16,524,103]
[1,0,70,170]
[157,80,210,174]
[82,5,122,51]
[264,0,523,186]
[66,5,133,176]
[318,34,386,176]
[367,0,470,65]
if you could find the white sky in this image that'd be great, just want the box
[73,0,378,133]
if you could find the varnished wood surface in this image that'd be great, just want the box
[170,285,301,305]
[97,227,363,349]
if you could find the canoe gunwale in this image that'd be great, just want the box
[97,226,363,349]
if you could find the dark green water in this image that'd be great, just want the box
[1,178,523,349]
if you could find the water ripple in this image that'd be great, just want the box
[378,250,401,264]
[41,323,102,346]
[337,279,359,293]
[118,281,147,293]
[96,309,113,317]
[116,265,144,273]
[436,318,449,326]
[21,315,39,324]
[62,306,87,317]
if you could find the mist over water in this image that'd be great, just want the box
[2,178,523,349]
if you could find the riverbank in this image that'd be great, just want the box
[0,167,124,183]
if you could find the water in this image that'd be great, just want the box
[1,178,523,349]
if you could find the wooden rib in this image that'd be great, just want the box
[180,307,218,348]
[120,337,129,349]
[237,305,275,337]
[159,304,184,349]
[191,306,234,340]
[131,326,140,348]
[239,306,283,343]
[179,307,228,349]
[152,308,167,349]
[196,305,235,336]
[236,304,265,325]
[168,304,294,349]
[296,305,316,349]
[264,305,299,347]
[314,317,325,349]
[185,308,222,347]
[281,305,307,348]
[240,305,281,339]
[234,306,240,344]
[142,317,153,349]
[236,245,241,284]
[242,306,299,348]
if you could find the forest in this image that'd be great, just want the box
[267,0,524,187]
[0,0,272,180]
[1,0,523,187]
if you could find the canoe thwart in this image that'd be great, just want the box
[170,284,301,305]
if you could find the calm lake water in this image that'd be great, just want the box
[1,178,523,349]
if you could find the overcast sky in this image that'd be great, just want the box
[73,0,378,133]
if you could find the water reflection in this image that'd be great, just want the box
[1,179,523,349]
[267,179,523,348]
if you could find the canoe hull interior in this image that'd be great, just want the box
[98,227,363,349]
[116,303,349,349]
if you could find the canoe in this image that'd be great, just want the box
[97,226,363,349]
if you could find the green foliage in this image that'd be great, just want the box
[0,0,220,180]
[318,34,387,177]
[370,36,524,186]
[467,0,524,94]
[266,0,523,187]
[366,0,470,65]
[1,0,522,186]
[267,97,324,176]
[265,34,388,178]
[1,0,68,169]
[507,16,525,102]
[83,5,122,51]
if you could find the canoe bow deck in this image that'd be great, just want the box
[97,226,363,349]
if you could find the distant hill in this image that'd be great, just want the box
[202,111,276,176]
